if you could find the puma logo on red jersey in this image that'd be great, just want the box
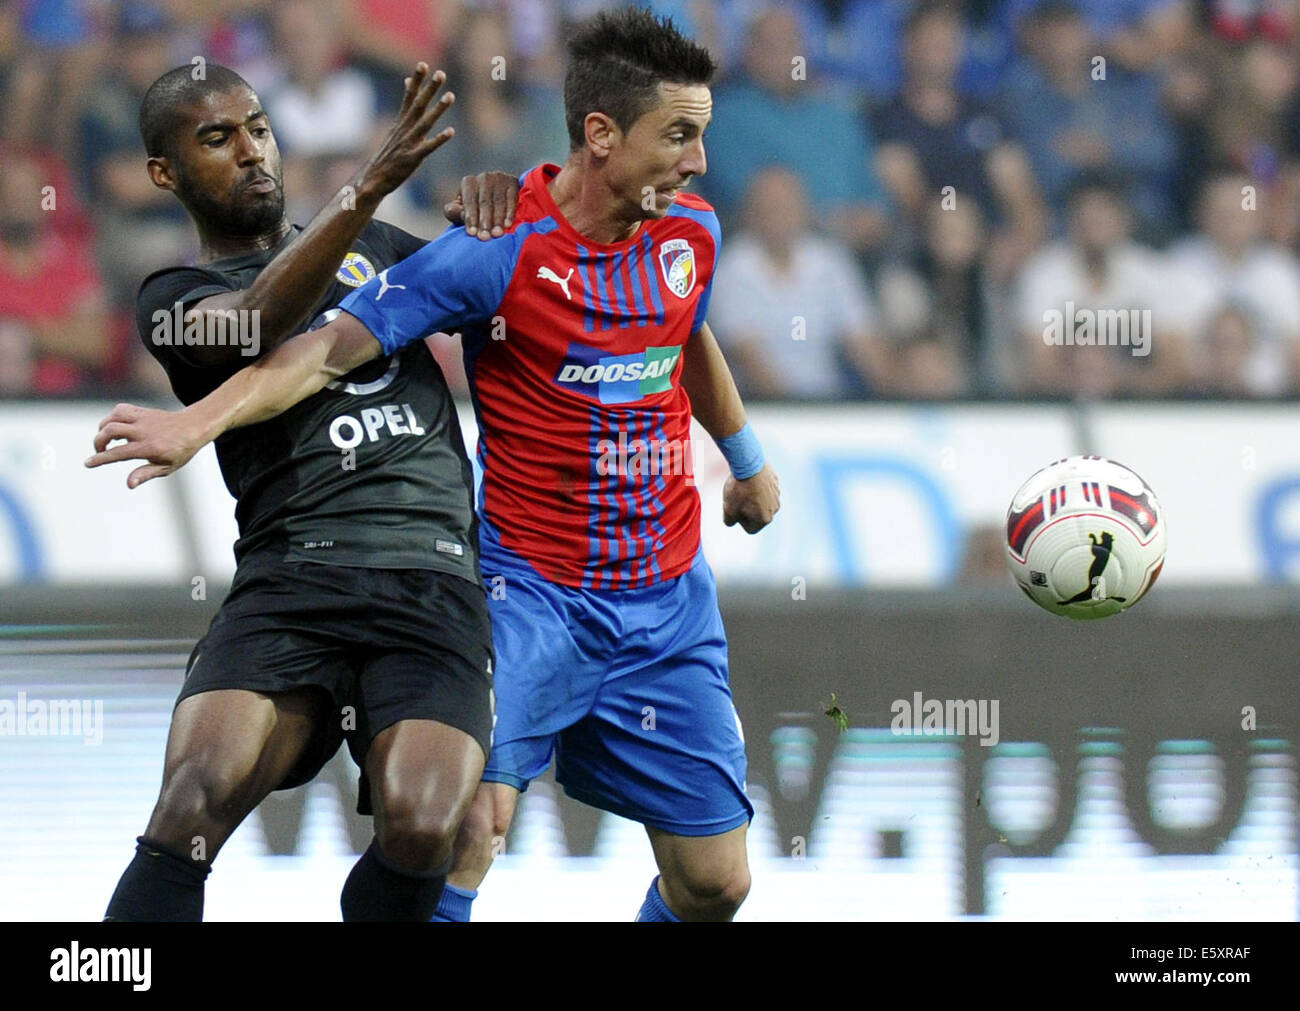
[537,265,575,300]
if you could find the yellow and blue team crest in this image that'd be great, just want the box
[337,252,377,288]
[658,238,695,298]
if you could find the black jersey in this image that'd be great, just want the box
[137,219,480,585]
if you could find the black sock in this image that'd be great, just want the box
[340,839,451,922]
[104,836,213,922]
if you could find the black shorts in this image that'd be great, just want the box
[178,561,494,814]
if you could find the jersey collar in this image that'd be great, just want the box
[530,163,647,252]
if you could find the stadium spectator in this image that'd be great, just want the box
[1006,0,1194,72]
[875,199,988,397]
[1001,1,1178,238]
[1209,38,1300,249]
[77,2,192,312]
[1187,303,1267,397]
[261,0,381,222]
[344,0,451,108]
[0,150,111,393]
[457,0,568,89]
[1207,0,1295,43]
[0,319,34,395]
[644,1,726,77]
[425,8,568,212]
[0,139,93,245]
[708,168,887,399]
[7,0,1300,403]
[162,0,278,87]
[1161,47,1217,234]
[785,0,912,99]
[699,6,890,257]
[743,0,1019,101]
[263,0,377,156]
[6,0,103,156]
[873,2,1044,270]
[1010,174,1187,396]
[1212,38,1297,175]
[1164,170,1300,395]
[0,0,34,143]
[256,0,443,239]
[775,0,1015,100]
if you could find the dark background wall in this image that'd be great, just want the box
[3,585,1296,915]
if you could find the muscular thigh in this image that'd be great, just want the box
[345,568,495,814]
[365,718,486,831]
[162,688,322,784]
[147,687,327,852]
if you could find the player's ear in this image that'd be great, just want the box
[584,112,619,158]
[147,156,177,193]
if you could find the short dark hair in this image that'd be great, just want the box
[1065,169,1127,210]
[1201,163,1252,190]
[563,7,716,152]
[904,0,963,38]
[139,63,255,159]
[1030,0,1083,26]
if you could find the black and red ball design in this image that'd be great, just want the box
[1005,456,1167,619]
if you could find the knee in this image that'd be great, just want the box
[151,758,256,844]
[374,788,462,871]
[665,862,751,920]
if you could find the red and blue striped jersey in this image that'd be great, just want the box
[339,163,721,589]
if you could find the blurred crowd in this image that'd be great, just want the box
[5,0,1300,400]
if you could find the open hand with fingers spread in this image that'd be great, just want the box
[354,63,457,207]
[85,403,211,489]
[360,67,518,238]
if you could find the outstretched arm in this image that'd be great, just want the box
[680,322,780,533]
[96,206,516,488]
[87,311,381,487]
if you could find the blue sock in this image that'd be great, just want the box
[636,876,680,922]
[432,883,477,922]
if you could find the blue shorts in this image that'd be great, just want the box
[480,544,752,837]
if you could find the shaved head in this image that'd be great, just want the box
[139,63,256,160]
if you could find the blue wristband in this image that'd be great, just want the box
[717,422,765,480]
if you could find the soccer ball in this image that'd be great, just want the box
[1005,455,1166,619]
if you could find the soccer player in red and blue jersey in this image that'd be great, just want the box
[87,8,780,922]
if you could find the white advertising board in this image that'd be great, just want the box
[5,401,1300,587]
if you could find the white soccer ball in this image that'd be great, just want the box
[1005,455,1167,619]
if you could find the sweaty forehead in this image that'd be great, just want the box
[189,86,264,127]
[652,83,712,122]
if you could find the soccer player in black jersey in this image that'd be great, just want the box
[98,62,519,921]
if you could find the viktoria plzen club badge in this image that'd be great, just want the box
[658,238,695,298]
